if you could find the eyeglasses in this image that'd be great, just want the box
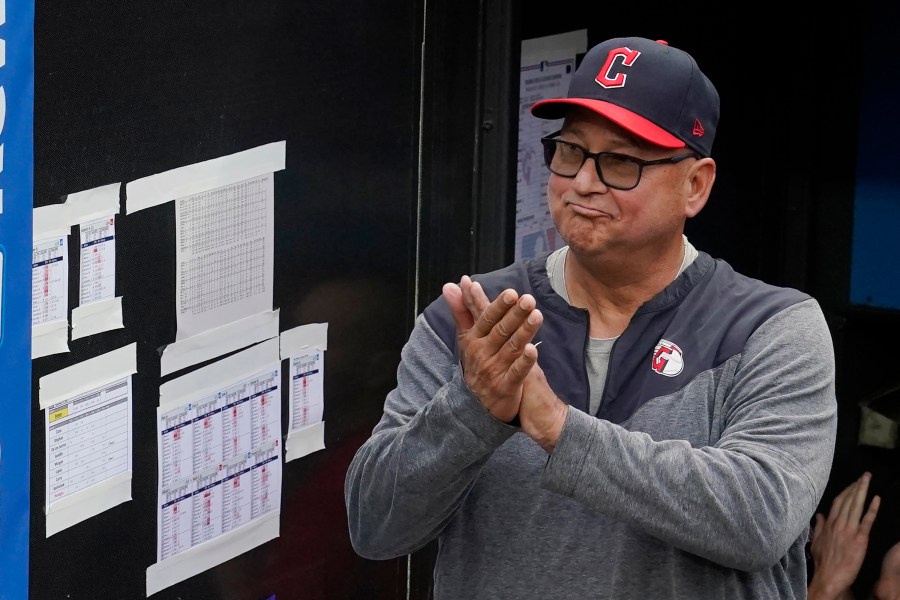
[540,131,700,190]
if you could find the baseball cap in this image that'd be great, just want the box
[531,37,720,157]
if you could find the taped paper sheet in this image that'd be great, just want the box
[125,141,285,214]
[33,204,74,358]
[160,309,279,377]
[32,232,69,359]
[520,29,587,63]
[31,234,68,325]
[516,29,587,261]
[281,323,328,462]
[173,171,274,341]
[151,339,282,594]
[67,184,123,337]
[76,216,117,305]
[72,214,123,338]
[124,143,283,374]
[40,343,137,535]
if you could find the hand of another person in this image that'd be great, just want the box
[442,275,542,423]
[808,472,881,600]
[875,541,900,600]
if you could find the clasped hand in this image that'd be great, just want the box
[442,276,568,451]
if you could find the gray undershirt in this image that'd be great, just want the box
[545,236,698,415]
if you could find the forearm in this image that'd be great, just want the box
[344,317,516,558]
[545,407,832,569]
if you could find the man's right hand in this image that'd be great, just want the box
[442,275,542,423]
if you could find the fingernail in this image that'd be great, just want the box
[502,292,514,304]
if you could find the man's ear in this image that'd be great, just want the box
[684,158,716,218]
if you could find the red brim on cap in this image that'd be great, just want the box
[531,98,685,149]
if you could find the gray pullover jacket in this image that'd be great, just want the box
[345,252,837,599]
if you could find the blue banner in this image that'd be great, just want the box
[0,1,34,599]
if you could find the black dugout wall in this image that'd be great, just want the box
[32,1,425,598]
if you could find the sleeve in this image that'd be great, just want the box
[542,298,838,571]
[344,312,517,560]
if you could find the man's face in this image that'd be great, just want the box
[546,107,696,259]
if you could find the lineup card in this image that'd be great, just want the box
[39,343,137,536]
[32,235,68,326]
[79,215,117,305]
[156,364,282,562]
[289,351,324,431]
[45,376,132,508]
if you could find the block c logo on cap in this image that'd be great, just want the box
[595,46,641,89]
[652,339,684,377]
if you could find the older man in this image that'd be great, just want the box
[346,36,837,599]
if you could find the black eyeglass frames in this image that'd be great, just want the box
[540,131,700,191]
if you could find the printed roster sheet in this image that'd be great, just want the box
[78,216,116,305]
[46,379,131,516]
[40,343,137,536]
[175,172,274,340]
[281,323,328,461]
[148,339,282,595]
[124,142,284,376]
[33,203,76,357]
[32,235,68,326]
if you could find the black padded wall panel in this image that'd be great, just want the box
[33,2,420,598]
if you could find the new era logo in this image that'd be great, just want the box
[692,119,705,137]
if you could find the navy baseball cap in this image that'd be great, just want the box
[531,37,720,157]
